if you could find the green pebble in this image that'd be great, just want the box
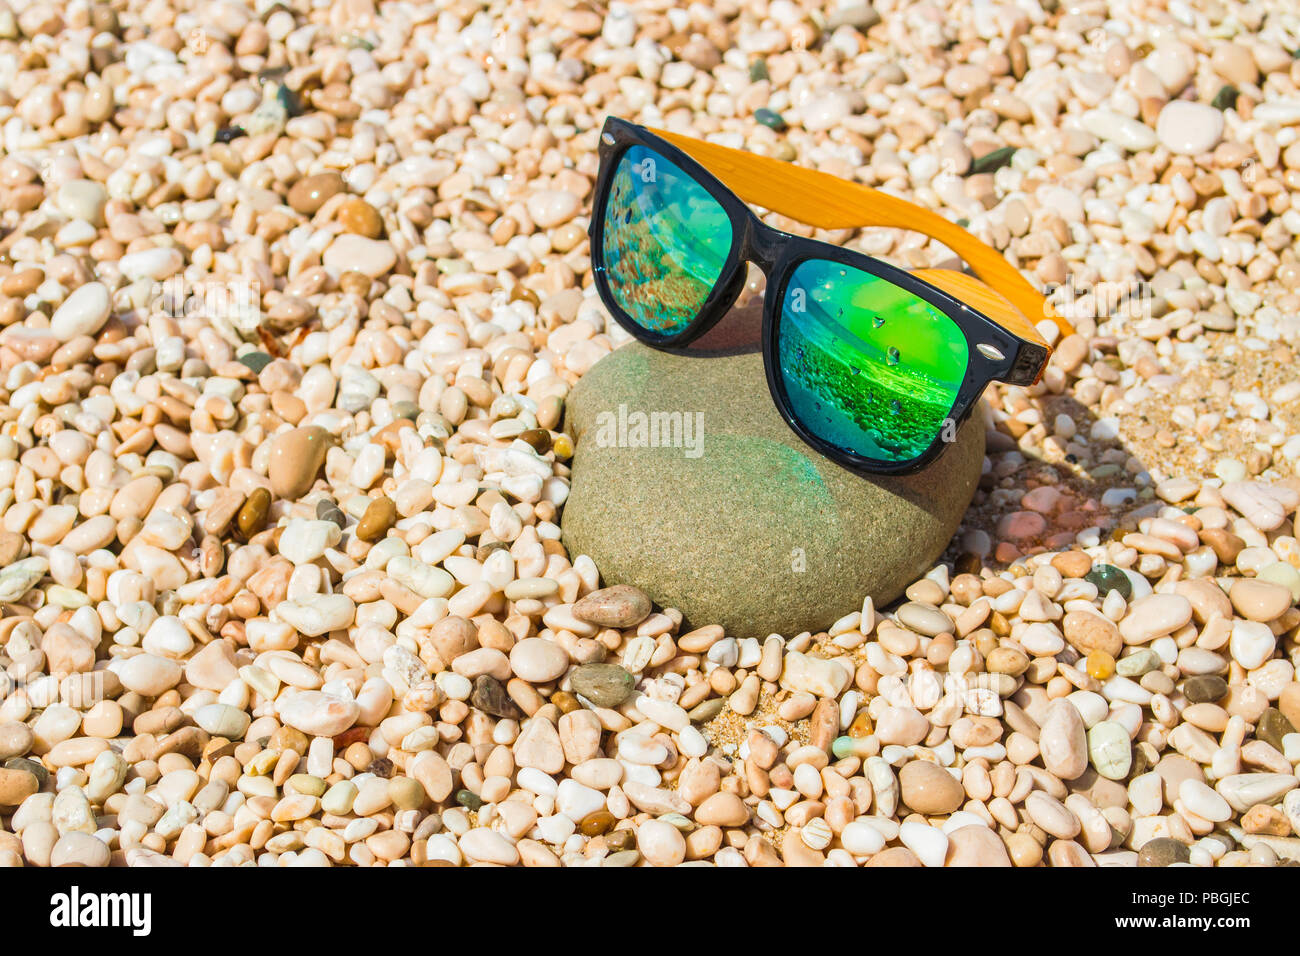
[754,107,786,130]
[749,59,770,82]
[1181,675,1228,703]
[321,780,357,815]
[659,812,695,832]
[1257,708,1295,754]
[392,400,421,422]
[687,698,726,723]
[1115,648,1160,678]
[456,789,483,811]
[1137,837,1189,867]
[1211,85,1239,110]
[1087,720,1132,780]
[238,351,274,374]
[969,146,1016,175]
[389,776,426,811]
[287,774,327,797]
[1085,563,1132,601]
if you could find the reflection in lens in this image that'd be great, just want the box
[601,145,732,335]
[778,259,968,464]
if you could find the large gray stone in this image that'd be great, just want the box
[560,341,984,638]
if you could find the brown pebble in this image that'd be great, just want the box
[339,271,372,297]
[1050,551,1092,578]
[580,810,615,835]
[899,760,963,814]
[356,497,397,542]
[237,487,271,538]
[336,197,383,238]
[268,426,332,500]
[288,171,344,215]
[572,584,652,629]
[1242,803,1291,835]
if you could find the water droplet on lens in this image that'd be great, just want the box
[890,399,901,415]
[886,346,900,365]
[850,366,859,375]
[872,315,884,328]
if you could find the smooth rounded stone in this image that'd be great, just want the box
[1137,837,1190,867]
[1258,562,1300,602]
[899,760,963,814]
[118,247,183,281]
[1183,675,1228,703]
[288,171,344,214]
[356,497,397,542]
[509,638,569,683]
[779,651,852,698]
[1156,101,1224,155]
[945,825,1012,866]
[1119,594,1192,644]
[571,585,652,628]
[1230,620,1276,670]
[1215,773,1298,813]
[1063,610,1122,657]
[1087,720,1132,780]
[276,595,355,635]
[55,180,108,226]
[194,703,251,739]
[470,675,521,719]
[1115,648,1160,678]
[323,235,396,278]
[1039,699,1088,780]
[336,198,383,238]
[1229,578,1293,623]
[459,827,520,865]
[899,821,948,867]
[50,282,111,342]
[560,344,984,638]
[1257,708,1295,754]
[50,831,111,868]
[0,721,34,760]
[116,654,183,697]
[0,767,38,805]
[637,818,686,866]
[278,519,342,564]
[1084,564,1131,601]
[1180,779,1231,823]
[570,663,635,708]
[0,556,46,602]
[695,791,750,827]
[269,427,332,500]
[1081,109,1158,151]
[277,692,360,737]
[526,189,581,228]
[896,602,954,637]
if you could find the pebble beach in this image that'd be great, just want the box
[0,0,1299,869]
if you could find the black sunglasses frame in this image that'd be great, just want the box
[587,117,1048,477]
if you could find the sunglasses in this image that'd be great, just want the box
[588,117,1075,476]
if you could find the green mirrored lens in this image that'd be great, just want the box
[601,145,732,335]
[778,260,969,464]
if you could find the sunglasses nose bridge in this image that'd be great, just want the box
[738,215,782,275]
